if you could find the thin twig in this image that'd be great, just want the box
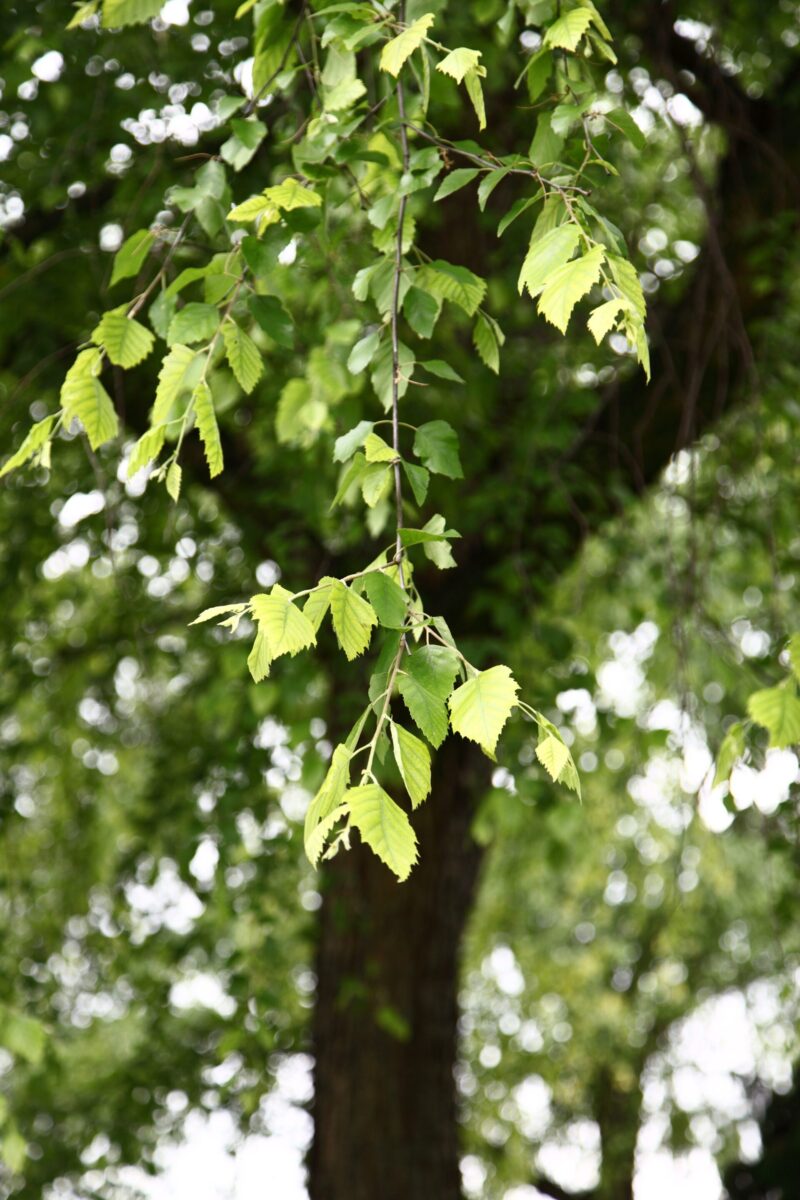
[391,13,410,591]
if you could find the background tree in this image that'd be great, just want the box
[0,2,799,1199]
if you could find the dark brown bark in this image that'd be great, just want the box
[309,739,486,1200]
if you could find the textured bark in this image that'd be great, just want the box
[309,739,486,1200]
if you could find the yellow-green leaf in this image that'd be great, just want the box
[345,783,419,881]
[713,722,745,787]
[60,349,118,450]
[152,344,197,424]
[192,380,224,478]
[223,320,263,394]
[263,178,322,211]
[251,584,316,658]
[127,425,166,478]
[304,577,336,633]
[0,416,56,478]
[102,0,160,27]
[449,664,519,757]
[380,13,435,77]
[92,310,154,368]
[538,244,606,334]
[587,298,625,344]
[330,579,378,660]
[247,626,272,682]
[304,744,352,866]
[543,8,592,52]
[390,723,431,808]
[436,47,481,84]
[747,686,800,748]
[536,734,570,781]
[464,66,487,131]
[518,224,581,297]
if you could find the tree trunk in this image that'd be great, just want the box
[594,1071,642,1200]
[309,740,486,1200]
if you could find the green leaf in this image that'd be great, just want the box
[102,0,160,27]
[330,579,378,660]
[399,520,460,547]
[436,46,481,83]
[413,420,462,479]
[477,167,510,211]
[379,12,435,76]
[464,67,487,131]
[165,461,182,502]
[152,344,197,424]
[363,571,408,629]
[472,313,505,374]
[148,292,177,340]
[92,310,154,368]
[263,178,323,210]
[2,1125,27,1173]
[60,349,118,450]
[530,111,564,166]
[449,664,519,757]
[0,1008,46,1065]
[164,265,212,299]
[390,723,431,808]
[67,2,100,29]
[518,224,581,297]
[221,118,267,171]
[364,432,396,463]
[608,254,646,320]
[536,734,570,781]
[404,286,440,339]
[334,421,373,463]
[331,451,368,507]
[248,294,294,348]
[168,302,219,346]
[251,584,316,658]
[190,603,248,626]
[127,425,166,478]
[347,330,382,375]
[420,359,464,383]
[192,380,223,478]
[304,744,352,866]
[111,228,154,286]
[525,47,553,101]
[223,320,263,394]
[543,8,592,51]
[398,645,460,748]
[787,634,800,683]
[402,460,429,506]
[538,244,606,334]
[587,298,624,344]
[361,462,392,507]
[434,168,480,202]
[747,686,800,748]
[421,512,457,569]
[0,416,56,478]
[714,722,746,787]
[605,107,646,151]
[417,260,486,316]
[304,577,335,632]
[247,627,273,682]
[345,784,418,881]
[228,195,275,223]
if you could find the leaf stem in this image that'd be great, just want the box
[391,3,410,592]
[362,640,405,780]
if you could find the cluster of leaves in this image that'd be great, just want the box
[714,634,800,786]
[2,0,651,877]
